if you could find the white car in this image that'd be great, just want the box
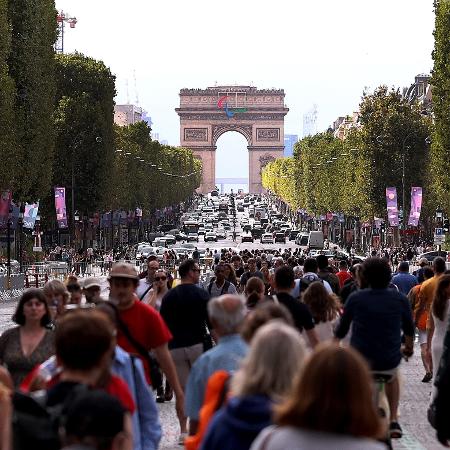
[187,233,199,242]
[261,233,274,244]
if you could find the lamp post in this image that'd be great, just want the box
[436,207,443,252]
[18,205,25,273]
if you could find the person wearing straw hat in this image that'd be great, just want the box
[108,262,186,436]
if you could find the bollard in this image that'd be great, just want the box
[25,274,29,288]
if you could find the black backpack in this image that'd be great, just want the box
[12,384,87,450]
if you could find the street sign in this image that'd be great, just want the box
[435,228,444,236]
[434,235,445,245]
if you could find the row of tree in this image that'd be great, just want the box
[263,86,432,221]
[0,2,201,227]
[263,1,450,223]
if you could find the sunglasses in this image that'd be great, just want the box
[154,276,167,281]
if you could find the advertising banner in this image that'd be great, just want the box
[386,187,399,227]
[23,202,39,229]
[408,187,423,227]
[54,187,68,229]
[0,190,12,229]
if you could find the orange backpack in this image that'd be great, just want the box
[184,370,230,450]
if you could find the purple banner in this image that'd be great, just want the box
[23,202,39,229]
[408,187,423,227]
[386,187,399,227]
[54,187,68,229]
[0,190,12,229]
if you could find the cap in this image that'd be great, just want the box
[107,262,138,280]
[83,277,102,289]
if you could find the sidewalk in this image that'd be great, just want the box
[393,341,445,450]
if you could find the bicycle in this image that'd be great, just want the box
[372,372,393,449]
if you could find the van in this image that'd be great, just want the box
[308,231,324,250]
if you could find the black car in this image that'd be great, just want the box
[274,232,286,244]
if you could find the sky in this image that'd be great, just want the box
[55,0,435,187]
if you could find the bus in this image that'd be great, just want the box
[182,220,200,235]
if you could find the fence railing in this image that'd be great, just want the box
[0,257,216,301]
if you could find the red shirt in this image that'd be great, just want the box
[44,373,135,413]
[336,271,352,289]
[117,297,172,384]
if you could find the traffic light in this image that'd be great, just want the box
[444,219,449,233]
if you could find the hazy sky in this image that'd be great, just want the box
[55,0,435,183]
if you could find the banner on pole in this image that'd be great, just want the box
[407,187,423,227]
[386,187,399,227]
[23,202,39,229]
[0,190,12,229]
[54,187,68,229]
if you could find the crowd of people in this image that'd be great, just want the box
[0,248,449,450]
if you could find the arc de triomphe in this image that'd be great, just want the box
[175,86,289,193]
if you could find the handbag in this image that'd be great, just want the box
[116,317,163,390]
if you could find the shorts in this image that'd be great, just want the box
[418,330,428,346]
[372,367,398,383]
[170,343,203,390]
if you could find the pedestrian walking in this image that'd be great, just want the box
[0,289,54,387]
[251,345,386,450]
[201,322,307,450]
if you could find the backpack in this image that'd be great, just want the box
[208,278,230,296]
[12,384,87,450]
[184,370,230,450]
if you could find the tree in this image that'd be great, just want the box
[357,86,431,219]
[430,0,450,214]
[0,0,19,192]
[110,122,201,212]
[7,0,57,200]
[53,53,116,218]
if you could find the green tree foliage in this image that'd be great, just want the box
[262,157,298,208]
[0,0,19,192]
[263,86,431,221]
[7,0,57,200]
[53,53,116,217]
[430,0,450,213]
[358,86,431,218]
[110,122,201,212]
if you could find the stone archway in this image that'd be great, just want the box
[176,85,289,193]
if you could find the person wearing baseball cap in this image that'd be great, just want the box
[82,277,102,304]
[108,262,186,433]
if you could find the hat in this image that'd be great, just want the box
[108,262,138,280]
[419,258,429,266]
[83,277,102,289]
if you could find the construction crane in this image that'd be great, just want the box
[55,11,77,54]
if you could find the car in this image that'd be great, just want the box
[289,230,300,241]
[261,233,274,244]
[295,233,309,247]
[274,232,286,244]
[198,227,206,236]
[242,224,252,232]
[216,228,227,239]
[417,251,449,262]
[204,232,218,242]
[152,237,168,247]
[163,234,176,245]
[241,233,254,243]
[187,233,199,242]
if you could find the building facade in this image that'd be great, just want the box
[114,104,143,126]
